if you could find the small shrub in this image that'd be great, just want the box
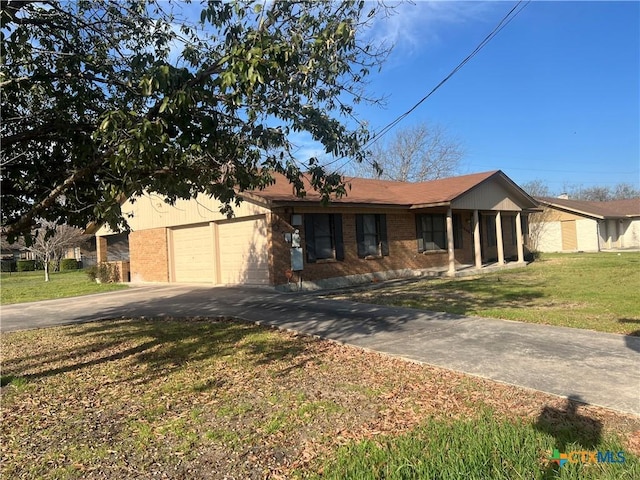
[85,265,98,281]
[1,260,15,272]
[16,260,35,272]
[88,262,120,283]
[524,250,541,262]
[60,259,79,271]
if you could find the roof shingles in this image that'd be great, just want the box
[537,196,640,218]
[251,171,501,206]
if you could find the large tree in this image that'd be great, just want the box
[1,0,388,239]
[349,122,464,182]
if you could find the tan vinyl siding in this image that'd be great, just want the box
[96,192,269,234]
[452,181,521,211]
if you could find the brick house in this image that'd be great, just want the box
[93,170,539,288]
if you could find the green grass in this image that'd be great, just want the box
[331,252,640,335]
[0,269,127,304]
[313,413,638,480]
[2,318,638,479]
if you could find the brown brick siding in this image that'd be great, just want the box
[129,227,169,282]
[269,208,478,286]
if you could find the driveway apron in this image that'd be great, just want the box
[1,284,638,415]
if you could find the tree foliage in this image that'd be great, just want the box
[349,122,464,182]
[1,0,388,238]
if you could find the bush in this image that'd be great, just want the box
[85,265,98,281]
[1,260,15,272]
[60,259,79,271]
[86,263,120,283]
[16,260,35,272]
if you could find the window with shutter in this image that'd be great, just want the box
[416,214,446,252]
[304,214,344,263]
[356,214,388,258]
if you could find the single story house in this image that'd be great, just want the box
[531,196,640,252]
[93,170,539,287]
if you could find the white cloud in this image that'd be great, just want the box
[366,1,500,58]
[288,131,328,164]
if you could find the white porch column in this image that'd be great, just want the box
[515,211,524,263]
[473,209,482,269]
[495,211,505,265]
[446,207,455,275]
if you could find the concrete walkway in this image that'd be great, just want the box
[1,284,639,415]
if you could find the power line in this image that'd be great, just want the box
[325,0,530,175]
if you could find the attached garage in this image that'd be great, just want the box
[218,216,269,285]
[170,223,216,283]
[167,216,270,285]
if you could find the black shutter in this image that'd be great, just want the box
[379,214,389,256]
[416,215,424,252]
[356,214,365,258]
[304,215,316,263]
[333,214,344,261]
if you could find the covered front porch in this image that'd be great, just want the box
[410,180,536,276]
[443,207,527,276]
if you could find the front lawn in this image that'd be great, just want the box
[0,270,128,305]
[2,318,638,479]
[329,252,640,335]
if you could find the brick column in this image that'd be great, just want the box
[96,236,107,263]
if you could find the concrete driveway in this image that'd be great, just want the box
[2,284,639,415]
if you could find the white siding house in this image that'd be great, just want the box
[532,197,640,252]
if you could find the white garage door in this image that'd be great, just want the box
[171,224,215,283]
[218,217,269,285]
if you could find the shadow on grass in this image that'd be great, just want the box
[3,317,312,386]
[619,319,640,349]
[534,395,603,478]
[345,275,547,316]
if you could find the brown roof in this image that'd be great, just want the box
[536,196,640,218]
[249,170,511,206]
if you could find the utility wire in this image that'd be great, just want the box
[325,0,530,175]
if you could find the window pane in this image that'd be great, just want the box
[309,214,334,260]
[315,236,333,259]
[432,215,444,232]
[419,214,446,251]
[314,214,331,237]
[363,215,376,235]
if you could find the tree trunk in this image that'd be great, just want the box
[44,255,50,282]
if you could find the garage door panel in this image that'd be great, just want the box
[218,217,269,285]
[171,224,215,283]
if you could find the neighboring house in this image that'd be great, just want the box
[2,233,96,268]
[0,237,34,261]
[62,235,98,267]
[532,196,640,252]
[92,170,539,287]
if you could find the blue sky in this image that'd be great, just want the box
[328,0,640,192]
